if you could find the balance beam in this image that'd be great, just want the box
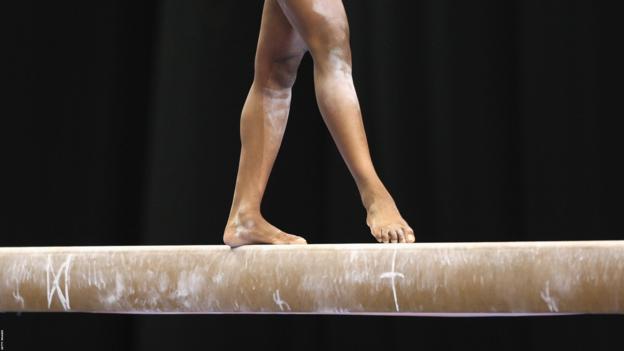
[1,241,623,316]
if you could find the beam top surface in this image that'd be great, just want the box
[1,240,622,253]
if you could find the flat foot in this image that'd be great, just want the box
[223,212,307,248]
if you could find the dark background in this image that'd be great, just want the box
[4,0,624,350]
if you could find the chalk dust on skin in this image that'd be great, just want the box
[261,87,291,144]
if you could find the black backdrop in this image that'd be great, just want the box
[4,0,624,350]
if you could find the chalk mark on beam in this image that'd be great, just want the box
[46,254,72,310]
[273,289,291,311]
[12,281,25,308]
[540,280,559,312]
[380,247,404,312]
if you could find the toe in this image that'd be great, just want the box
[388,228,398,243]
[405,226,415,242]
[292,235,307,244]
[396,228,406,243]
[284,233,307,245]
[380,227,390,243]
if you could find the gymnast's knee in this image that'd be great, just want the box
[254,53,306,91]
[307,23,352,73]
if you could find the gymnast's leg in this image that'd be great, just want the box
[223,0,309,248]
[276,0,415,243]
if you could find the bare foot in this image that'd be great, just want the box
[223,211,307,248]
[362,187,415,243]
